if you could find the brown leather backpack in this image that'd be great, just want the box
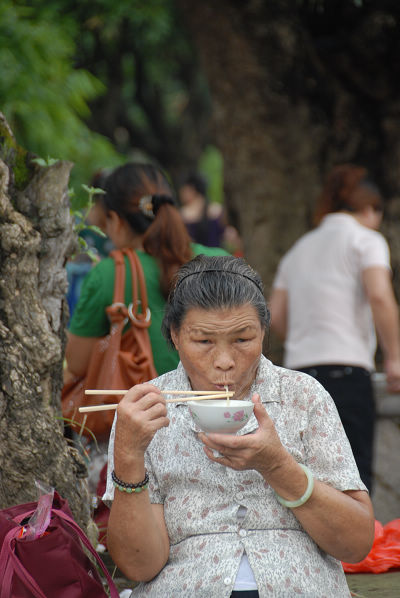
[61,248,157,441]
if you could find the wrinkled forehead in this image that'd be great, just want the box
[178,304,262,332]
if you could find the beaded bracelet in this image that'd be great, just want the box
[112,470,149,494]
[274,464,314,509]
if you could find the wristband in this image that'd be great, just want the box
[112,469,149,494]
[274,464,314,508]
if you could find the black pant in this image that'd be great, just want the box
[230,592,259,598]
[298,365,375,493]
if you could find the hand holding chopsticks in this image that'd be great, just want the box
[78,388,234,413]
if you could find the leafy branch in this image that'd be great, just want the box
[70,184,107,260]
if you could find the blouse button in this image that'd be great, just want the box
[224,577,231,585]
[236,492,244,501]
[238,529,247,537]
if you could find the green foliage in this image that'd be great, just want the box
[0,115,30,189]
[31,156,60,167]
[0,0,217,210]
[198,146,224,204]
[0,0,123,208]
[55,0,212,179]
[72,184,107,259]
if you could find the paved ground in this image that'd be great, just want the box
[346,571,400,597]
[371,418,400,524]
[347,391,400,595]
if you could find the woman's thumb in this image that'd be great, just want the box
[251,393,267,422]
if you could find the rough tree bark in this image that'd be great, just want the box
[177,1,400,314]
[0,113,92,532]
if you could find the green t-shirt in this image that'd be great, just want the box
[69,244,229,375]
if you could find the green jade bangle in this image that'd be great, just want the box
[275,464,314,508]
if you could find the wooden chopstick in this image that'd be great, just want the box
[84,389,233,396]
[78,391,235,413]
[79,404,119,413]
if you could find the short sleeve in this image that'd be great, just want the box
[144,451,163,504]
[69,260,113,337]
[357,230,391,272]
[302,377,367,492]
[103,416,117,503]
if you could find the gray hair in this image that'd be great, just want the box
[162,255,270,347]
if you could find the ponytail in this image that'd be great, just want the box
[143,203,193,296]
[103,162,193,297]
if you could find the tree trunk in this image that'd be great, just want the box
[177,2,320,282]
[0,113,91,532]
[176,1,400,361]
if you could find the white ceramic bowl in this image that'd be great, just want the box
[188,399,254,434]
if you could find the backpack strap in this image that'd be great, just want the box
[122,248,151,329]
[107,249,133,326]
[109,249,127,305]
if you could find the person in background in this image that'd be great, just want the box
[66,163,229,380]
[269,163,400,492]
[104,254,374,598]
[179,172,243,255]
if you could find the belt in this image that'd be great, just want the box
[300,365,369,378]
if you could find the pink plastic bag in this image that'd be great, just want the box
[342,519,400,573]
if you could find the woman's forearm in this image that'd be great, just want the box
[265,454,374,563]
[107,493,169,581]
[107,387,171,580]
[293,484,373,563]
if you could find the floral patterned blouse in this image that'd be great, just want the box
[104,356,366,597]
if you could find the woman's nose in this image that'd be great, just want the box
[214,347,235,370]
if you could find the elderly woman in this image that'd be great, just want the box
[104,255,374,598]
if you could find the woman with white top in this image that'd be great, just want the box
[269,164,400,492]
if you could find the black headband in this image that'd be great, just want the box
[175,269,263,293]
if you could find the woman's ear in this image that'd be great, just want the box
[170,327,179,350]
[88,200,107,231]
[104,209,128,246]
[107,209,122,229]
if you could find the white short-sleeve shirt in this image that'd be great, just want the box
[272,213,391,370]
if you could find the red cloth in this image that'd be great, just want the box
[342,519,400,573]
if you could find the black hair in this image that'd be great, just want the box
[162,255,269,348]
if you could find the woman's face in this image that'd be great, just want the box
[171,304,265,400]
[88,201,138,249]
[87,199,107,231]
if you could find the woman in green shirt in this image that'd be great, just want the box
[66,163,229,378]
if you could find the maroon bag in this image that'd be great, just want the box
[0,491,119,598]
